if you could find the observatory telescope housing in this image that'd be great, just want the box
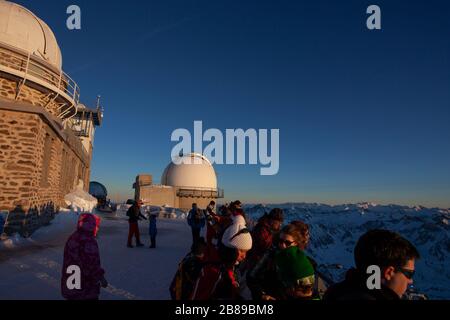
[134,153,224,211]
[89,181,108,201]
[0,1,102,225]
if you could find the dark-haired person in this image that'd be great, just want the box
[187,203,206,245]
[126,199,147,248]
[190,222,253,300]
[170,237,208,300]
[148,212,157,248]
[246,208,284,270]
[205,201,219,246]
[323,229,420,300]
[247,222,315,300]
[230,200,245,218]
[215,205,233,246]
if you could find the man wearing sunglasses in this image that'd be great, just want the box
[324,229,420,300]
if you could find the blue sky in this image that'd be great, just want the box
[17,0,450,207]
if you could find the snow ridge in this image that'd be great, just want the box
[244,202,450,300]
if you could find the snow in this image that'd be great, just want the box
[1,201,448,300]
[0,208,191,299]
[64,180,98,213]
[244,203,450,300]
[0,209,79,250]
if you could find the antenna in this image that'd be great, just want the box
[96,95,101,110]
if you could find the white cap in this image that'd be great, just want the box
[222,216,252,251]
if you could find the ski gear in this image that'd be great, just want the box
[61,214,105,300]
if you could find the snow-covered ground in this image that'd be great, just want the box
[0,209,192,300]
[244,203,450,300]
[1,202,448,300]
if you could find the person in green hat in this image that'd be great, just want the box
[248,222,317,300]
[274,243,316,300]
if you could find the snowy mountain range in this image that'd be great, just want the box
[243,202,450,300]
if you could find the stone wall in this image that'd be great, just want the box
[0,108,91,213]
[0,76,65,119]
[0,45,75,117]
[0,45,96,237]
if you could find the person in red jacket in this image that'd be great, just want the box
[61,213,108,300]
[191,220,253,300]
[205,201,220,246]
[246,208,284,270]
[126,199,147,248]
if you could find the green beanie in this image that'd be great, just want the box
[275,246,315,287]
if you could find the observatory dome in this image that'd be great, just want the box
[161,153,218,190]
[89,181,108,199]
[0,1,62,69]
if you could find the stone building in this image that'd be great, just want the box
[0,1,102,232]
[134,153,224,211]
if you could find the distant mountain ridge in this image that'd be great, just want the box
[243,202,450,300]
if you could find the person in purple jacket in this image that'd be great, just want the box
[61,213,108,300]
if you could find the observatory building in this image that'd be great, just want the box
[0,1,102,221]
[134,153,224,211]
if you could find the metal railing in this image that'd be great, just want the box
[0,42,79,119]
[67,112,93,137]
[177,187,224,198]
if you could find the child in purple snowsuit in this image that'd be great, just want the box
[61,213,108,300]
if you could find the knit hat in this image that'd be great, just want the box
[275,246,315,287]
[222,216,252,250]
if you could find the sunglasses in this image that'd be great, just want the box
[396,267,415,280]
[279,239,296,247]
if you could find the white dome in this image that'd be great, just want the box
[161,153,218,190]
[0,1,62,69]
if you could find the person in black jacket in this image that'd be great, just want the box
[169,237,208,300]
[323,229,420,301]
[126,200,147,248]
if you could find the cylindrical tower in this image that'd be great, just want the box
[0,1,101,230]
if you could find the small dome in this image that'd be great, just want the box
[89,181,108,199]
[0,1,62,69]
[161,153,217,190]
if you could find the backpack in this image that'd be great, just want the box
[170,254,204,300]
[169,261,184,300]
[195,209,205,220]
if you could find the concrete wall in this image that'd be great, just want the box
[138,185,178,208]
[136,184,216,212]
[178,197,215,212]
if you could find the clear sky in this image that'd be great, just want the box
[17,0,450,207]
